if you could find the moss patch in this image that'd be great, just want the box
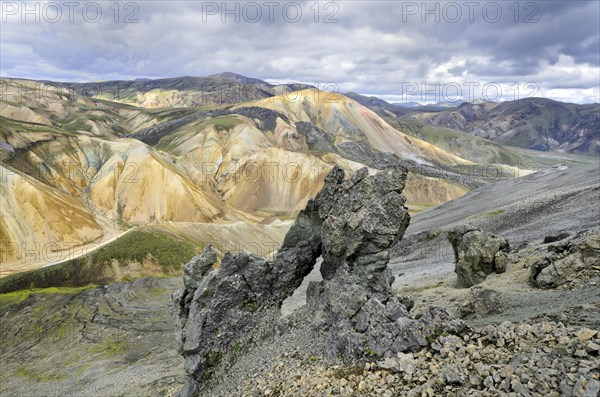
[231,341,243,353]
[0,228,201,294]
[428,229,443,240]
[92,229,199,273]
[243,299,258,312]
[0,285,95,312]
[15,366,67,383]
[88,337,130,358]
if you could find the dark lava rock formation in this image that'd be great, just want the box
[531,233,600,289]
[174,166,466,396]
[447,227,509,288]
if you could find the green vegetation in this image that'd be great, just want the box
[506,130,533,148]
[0,97,134,138]
[206,351,222,367]
[487,209,506,216]
[427,229,443,240]
[115,203,134,229]
[92,229,199,272]
[406,202,437,215]
[0,228,201,294]
[0,256,86,294]
[394,119,460,144]
[0,285,95,312]
[89,337,130,358]
[510,146,593,167]
[0,289,33,311]
[365,348,378,357]
[426,329,452,346]
[75,363,91,378]
[243,299,258,312]
[0,115,76,137]
[231,341,243,353]
[95,89,140,104]
[144,107,188,116]
[212,115,243,132]
[15,367,67,383]
[384,117,529,166]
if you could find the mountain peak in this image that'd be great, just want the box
[208,72,269,85]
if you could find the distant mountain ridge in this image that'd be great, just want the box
[208,72,270,85]
[407,98,600,154]
[346,91,599,155]
[45,73,314,108]
[344,92,474,114]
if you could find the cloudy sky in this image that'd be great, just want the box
[1,0,599,103]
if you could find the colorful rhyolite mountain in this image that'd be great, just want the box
[1,75,572,275]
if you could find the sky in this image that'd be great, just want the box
[1,0,599,104]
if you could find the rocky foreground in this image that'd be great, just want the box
[173,165,600,396]
[238,321,599,397]
[0,164,598,397]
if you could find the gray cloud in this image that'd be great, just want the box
[0,0,598,103]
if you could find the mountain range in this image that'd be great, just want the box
[347,91,599,155]
[0,73,596,279]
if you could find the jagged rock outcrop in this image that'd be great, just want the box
[531,233,600,289]
[182,246,218,290]
[447,227,509,288]
[306,167,465,357]
[175,166,466,396]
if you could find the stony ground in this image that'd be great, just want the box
[388,163,600,329]
[237,321,599,397]
[0,278,186,397]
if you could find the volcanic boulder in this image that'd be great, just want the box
[447,227,509,288]
[531,233,600,289]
